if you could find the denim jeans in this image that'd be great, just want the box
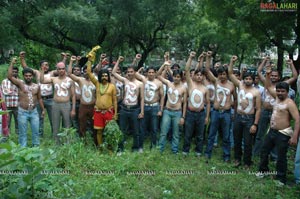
[259,129,290,184]
[233,113,255,166]
[205,109,231,161]
[183,109,206,154]
[18,107,40,147]
[37,98,53,136]
[119,105,142,151]
[159,109,182,153]
[143,105,160,148]
[253,109,277,159]
[295,137,300,184]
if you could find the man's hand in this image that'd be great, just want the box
[138,112,144,119]
[70,56,77,62]
[265,65,272,74]
[70,109,76,118]
[118,56,124,62]
[190,51,196,58]
[11,57,17,65]
[198,52,206,61]
[41,109,45,118]
[157,110,162,117]
[289,136,298,146]
[19,51,26,59]
[113,113,118,120]
[76,56,81,61]
[206,51,213,57]
[136,54,142,60]
[231,55,238,62]
[179,118,185,125]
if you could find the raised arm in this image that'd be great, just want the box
[135,67,146,82]
[264,65,276,98]
[228,55,240,87]
[196,52,206,70]
[157,62,171,86]
[61,52,70,65]
[19,51,28,68]
[112,56,126,83]
[94,53,107,73]
[205,51,217,83]
[8,58,23,88]
[68,56,81,83]
[132,54,141,67]
[288,102,300,145]
[257,56,270,85]
[284,59,297,85]
[185,51,196,87]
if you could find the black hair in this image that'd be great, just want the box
[276,81,289,92]
[72,65,81,73]
[242,72,255,81]
[233,69,240,76]
[12,66,19,72]
[173,69,183,78]
[146,66,156,72]
[22,67,34,75]
[98,69,111,83]
[127,65,136,71]
[171,63,180,70]
[40,60,48,67]
[194,68,205,75]
[217,66,228,75]
[82,66,87,71]
[271,69,282,79]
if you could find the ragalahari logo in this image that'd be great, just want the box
[260,1,297,12]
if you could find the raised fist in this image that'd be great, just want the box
[118,56,124,62]
[11,57,17,64]
[136,54,142,60]
[190,51,196,58]
[286,59,293,65]
[231,55,238,62]
[206,51,213,57]
[100,53,106,59]
[76,56,81,61]
[71,56,77,61]
[19,51,26,59]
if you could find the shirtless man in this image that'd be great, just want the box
[228,55,261,168]
[257,65,299,185]
[19,51,56,137]
[183,52,210,156]
[157,61,187,154]
[40,61,76,145]
[8,58,45,147]
[68,56,96,142]
[253,57,297,158]
[112,56,144,152]
[204,51,236,162]
[84,48,117,146]
[135,62,164,149]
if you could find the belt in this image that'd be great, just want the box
[145,102,159,107]
[95,107,114,114]
[164,107,181,112]
[188,107,205,113]
[121,104,139,109]
[41,95,53,100]
[214,108,231,113]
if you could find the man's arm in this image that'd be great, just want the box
[135,67,146,83]
[284,59,297,85]
[19,51,39,77]
[180,88,187,125]
[157,63,171,86]
[196,52,206,70]
[94,53,107,73]
[112,56,126,83]
[158,82,165,116]
[250,91,261,134]
[289,101,300,145]
[204,89,210,124]
[8,58,23,88]
[138,82,144,119]
[39,67,52,84]
[228,55,240,87]
[112,84,118,120]
[68,56,81,83]
[70,81,76,118]
[37,86,45,118]
[257,57,269,85]
[205,51,217,83]
[185,52,196,87]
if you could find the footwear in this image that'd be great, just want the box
[233,160,241,168]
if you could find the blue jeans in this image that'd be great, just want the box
[205,109,231,161]
[295,137,300,184]
[159,109,181,153]
[233,113,255,166]
[119,105,142,151]
[259,129,290,184]
[183,109,206,154]
[253,109,277,158]
[143,105,160,148]
[37,98,53,136]
[18,107,40,147]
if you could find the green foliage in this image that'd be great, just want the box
[103,120,123,152]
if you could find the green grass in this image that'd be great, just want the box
[1,64,299,198]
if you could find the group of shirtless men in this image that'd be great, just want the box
[2,48,300,185]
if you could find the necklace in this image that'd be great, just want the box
[100,83,109,95]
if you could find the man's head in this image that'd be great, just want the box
[242,72,254,87]
[270,69,281,83]
[126,66,136,80]
[56,62,66,76]
[173,69,183,84]
[22,67,34,84]
[12,66,19,78]
[146,67,156,81]
[98,69,111,83]
[72,66,81,76]
[193,68,205,82]
[217,66,228,82]
[233,69,241,80]
[40,60,49,73]
[275,81,289,100]
[82,66,88,79]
